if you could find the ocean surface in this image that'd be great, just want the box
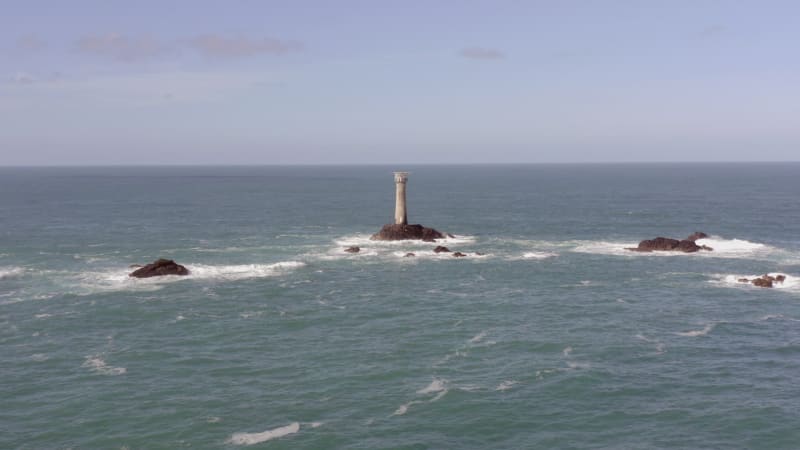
[1,164,800,449]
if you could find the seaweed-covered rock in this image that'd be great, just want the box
[433,246,451,254]
[344,246,360,253]
[129,259,189,278]
[452,252,467,257]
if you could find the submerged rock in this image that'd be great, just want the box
[433,246,451,254]
[344,246,360,253]
[370,224,445,241]
[452,252,467,257]
[129,259,190,278]
[628,232,713,253]
[404,252,416,257]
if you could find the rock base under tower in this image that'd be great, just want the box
[370,224,449,241]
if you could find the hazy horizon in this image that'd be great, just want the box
[2,1,799,165]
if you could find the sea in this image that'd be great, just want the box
[1,164,799,449]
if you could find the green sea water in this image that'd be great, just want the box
[2,164,800,449]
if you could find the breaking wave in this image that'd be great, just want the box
[571,235,780,260]
[83,355,126,375]
[71,261,306,294]
[676,323,716,337]
[709,273,800,292]
[0,267,24,279]
[228,422,300,445]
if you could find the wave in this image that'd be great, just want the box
[0,267,24,279]
[495,380,518,391]
[710,273,800,292]
[335,233,477,247]
[571,235,779,259]
[521,252,558,259]
[676,323,715,337]
[394,378,450,416]
[228,422,300,445]
[417,378,447,394]
[73,261,305,294]
[83,355,126,376]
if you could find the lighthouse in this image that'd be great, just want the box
[394,172,409,225]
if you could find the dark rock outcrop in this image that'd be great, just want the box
[452,252,467,257]
[628,232,713,253]
[404,252,416,257]
[433,246,451,254]
[344,246,360,253]
[738,274,787,288]
[129,259,189,278]
[370,224,445,241]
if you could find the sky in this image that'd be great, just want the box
[1,0,798,165]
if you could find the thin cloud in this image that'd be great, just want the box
[4,71,63,85]
[695,25,727,39]
[460,47,505,60]
[76,33,172,62]
[187,35,303,58]
[16,35,47,52]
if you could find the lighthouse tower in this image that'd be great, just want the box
[394,172,409,225]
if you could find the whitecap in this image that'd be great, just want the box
[228,422,300,445]
[676,323,715,337]
[335,233,477,248]
[0,267,24,279]
[417,378,447,394]
[83,355,126,375]
[562,346,573,357]
[521,252,558,259]
[710,273,800,292]
[469,331,487,344]
[495,380,518,391]
[72,261,305,294]
[571,235,778,259]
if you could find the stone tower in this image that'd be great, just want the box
[394,172,409,225]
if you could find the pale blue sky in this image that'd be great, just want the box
[1,0,798,165]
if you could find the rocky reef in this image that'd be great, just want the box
[628,232,713,253]
[129,259,190,278]
[737,274,786,288]
[370,224,449,241]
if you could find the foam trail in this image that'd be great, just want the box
[677,323,715,337]
[228,422,300,445]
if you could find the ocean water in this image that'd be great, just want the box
[1,164,800,449]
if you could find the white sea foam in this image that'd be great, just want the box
[677,323,715,337]
[228,422,300,445]
[335,233,477,248]
[562,346,573,357]
[73,261,305,294]
[521,252,558,259]
[83,355,126,375]
[469,331,487,344]
[30,353,49,362]
[710,273,800,292]
[495,380,518,391]
[0,267,24,279]
[571,235,776,259]
[417,378,447,394]
[34,313,52,319]
[393,401,420,416]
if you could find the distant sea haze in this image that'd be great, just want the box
[2,163,800,449]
